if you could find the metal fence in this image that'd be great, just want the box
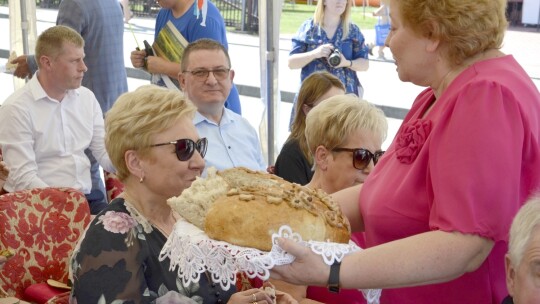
[129,0,259,32]
[0,0,259,33]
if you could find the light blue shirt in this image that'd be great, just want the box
[194,109,266,174]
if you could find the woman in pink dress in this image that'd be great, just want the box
[271,0,540,303]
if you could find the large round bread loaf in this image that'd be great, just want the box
[168,167,351,251]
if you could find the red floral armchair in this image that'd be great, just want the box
[0,187,91,300]
[104,171,124,202]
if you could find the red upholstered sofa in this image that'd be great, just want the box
[0,187,91,302]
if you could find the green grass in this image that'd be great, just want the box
[280,4,379,34]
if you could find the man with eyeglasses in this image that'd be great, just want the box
[178,39,266,174]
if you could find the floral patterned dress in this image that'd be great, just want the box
[70,198,236,303]
[290,18,369,96]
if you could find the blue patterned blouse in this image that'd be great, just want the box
[290,19,369,95]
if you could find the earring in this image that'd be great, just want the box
[139,172,145,183]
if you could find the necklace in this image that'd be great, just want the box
[123,192,178,237]
[149,212,178,237]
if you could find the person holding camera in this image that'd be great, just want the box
[287,0,369,125]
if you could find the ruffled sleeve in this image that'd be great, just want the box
[428,80,526,241]
[70,203,150,303]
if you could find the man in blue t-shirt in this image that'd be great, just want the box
[130,0,241,114]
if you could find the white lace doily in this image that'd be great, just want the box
[159,219,381,303]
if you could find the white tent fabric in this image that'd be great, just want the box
[9,0,37,89]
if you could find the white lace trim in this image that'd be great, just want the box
[159,219,381,304]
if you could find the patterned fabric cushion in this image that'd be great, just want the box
[0,187,91,299]
[104,171,124,202]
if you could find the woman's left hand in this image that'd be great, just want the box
[275,290,299,304]
[228,287,274,304]
[336,52,353,69]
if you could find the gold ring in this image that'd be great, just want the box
[252,293,257,302]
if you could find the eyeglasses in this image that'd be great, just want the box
[332,148,385,170]
[182,68,231,81]
[150,138,208,161]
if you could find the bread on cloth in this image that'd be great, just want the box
[168,167,351,251]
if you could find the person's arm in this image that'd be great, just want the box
[271,230,493,290]
[345,24,370,72]
[332,54,369,72]
[145,56,181,79]
[11,55,37,79]
[288,43,334,70]
[0,105,48,190]
[88,96,115,173]
[71,211,150,302]
[331,184,364,232]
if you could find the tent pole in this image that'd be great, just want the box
[20,0,29,55]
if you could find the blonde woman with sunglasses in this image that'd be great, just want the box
[70,85,283,304]
[272,94,387,304]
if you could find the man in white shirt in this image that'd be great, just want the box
[178,38,266,173]
[0,25,115,214]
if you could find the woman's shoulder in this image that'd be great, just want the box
[346,22,364,38]
[280,138,302,153]
[295,18,317,35]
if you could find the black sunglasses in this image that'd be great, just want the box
[332,148,385,170]
[150,138,208,161]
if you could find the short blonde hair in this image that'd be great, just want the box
[397,0,507,65]
[314,0,353,40]
[305,95,387,161]
[508,195,540,267]
[288,72,345,165]
[35,25,84,68]
[105,85,197,181]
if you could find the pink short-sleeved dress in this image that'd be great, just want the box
[360,55,540,304]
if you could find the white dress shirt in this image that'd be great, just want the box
[194,109,266,175]
[0,74,115,194]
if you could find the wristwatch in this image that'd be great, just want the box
[327,261,341,293]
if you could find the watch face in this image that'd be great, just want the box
[328,285,340,293]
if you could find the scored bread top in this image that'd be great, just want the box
[168,167,350,241]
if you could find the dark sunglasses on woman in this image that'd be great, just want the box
[332,147,385,170]
[150,138,208,161]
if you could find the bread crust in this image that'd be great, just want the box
[169,167,351,251]
[206,168,350,251]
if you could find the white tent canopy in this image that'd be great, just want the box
[9,0,37,90]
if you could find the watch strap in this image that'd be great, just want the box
[327,261,341,293]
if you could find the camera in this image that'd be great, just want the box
[328,48,341,67]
